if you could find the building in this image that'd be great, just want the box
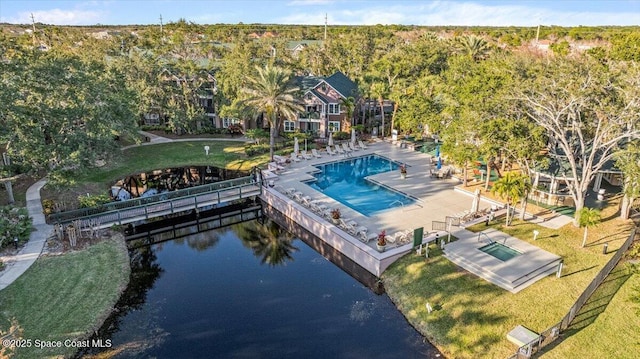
[290,71,359,137]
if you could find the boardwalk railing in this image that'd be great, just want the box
[48,174,262,227]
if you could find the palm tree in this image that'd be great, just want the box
[578,207,601,248]
[454,35,490,61]
[240,65,303,160]
[369,82,388,139]
[340,96,356,126]
[491,172,530,226]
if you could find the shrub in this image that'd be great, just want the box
[333,131,350,140]
[245,144,270,156]
[77,194,111,208]
[0,206,32,250]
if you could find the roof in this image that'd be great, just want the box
[308,89,331,104]
[286,40,323,51]
[532,155,621,179]
[294,75,322,92]
[324,71,358,99]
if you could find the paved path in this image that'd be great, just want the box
[121,131,252,150]
[0,178,52,290]
[0,131,250,290]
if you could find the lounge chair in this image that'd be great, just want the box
[358,230,375,243]
[358,140,368,149]
[310,201,328,214]
[311,149,322,158]
[273,154,289,166]
[339,218,358,235]
[334,145,345,154]
[290,152,301,162]
[348,142,359,151]
[300,150,313,160]
[387,229,412,246]
[326,146,337,156]
[267,162,285,173]
[341,143,352,153]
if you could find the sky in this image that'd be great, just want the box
[1,0,639,27]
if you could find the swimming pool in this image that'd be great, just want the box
[478,242,522,261]
[305,154,416,216]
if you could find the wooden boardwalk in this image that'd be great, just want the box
[49,179,262,230]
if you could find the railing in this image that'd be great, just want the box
[477,232,493,243]
[48,171,262,225]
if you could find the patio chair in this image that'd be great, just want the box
[273,154,289,166]
[311,148,322,158]
[339,218,358,235]
[387,229,411,246]
[267,161,285,173]
[300,150,313,160]
[358,230,375,243]
[358,140,368,149]
[341,143,352,154]
[334,145,345,154]
[310,201,328,214]
[326,146,337,156]
[290,152,301,162]
[348,142,359,152]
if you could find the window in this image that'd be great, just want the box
[222,118,241,128]
[328,121,340,133]
[284,121,296,132]
[328,103,340,114]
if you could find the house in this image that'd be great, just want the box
[290,71,359,137]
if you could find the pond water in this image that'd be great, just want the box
[85,218,440,358]
[110,166,248,200]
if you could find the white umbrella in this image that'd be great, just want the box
[328,132,334,147]
[351,128,356,145]
[471,188,481,213]
[294,137,299,155]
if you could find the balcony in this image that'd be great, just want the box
[298,111,323,122]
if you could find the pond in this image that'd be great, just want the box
[110,166,248,200]
[84,217,441,358]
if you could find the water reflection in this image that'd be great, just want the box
[110,166,248,200]
[235,218,298,266]
[83,217,441,358]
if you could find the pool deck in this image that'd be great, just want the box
[260,139,563,291]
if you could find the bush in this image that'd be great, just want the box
[77,194,111,208]
[333,131,350,140]
[245,144,270,157]
[0,206,32,250]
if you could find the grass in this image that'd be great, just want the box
[80,141,268,185]
[538,262,640,358]
[40,141,271,209]
[383,197,636,359]
[0,236,130,358]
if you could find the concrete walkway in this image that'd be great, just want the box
[121,131,252,150]
[0,178,52,291]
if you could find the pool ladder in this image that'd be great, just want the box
[477,232,507,244]
[389,199,405,210]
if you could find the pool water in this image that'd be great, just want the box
[478,242,522,261]
[305,155,415,216]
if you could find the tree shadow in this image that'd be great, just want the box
[561,265,597,278]
[535,265,632,357]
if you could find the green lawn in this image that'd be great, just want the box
[0,236,130,358]
[538,261,640,358]
[80,141,269,185]
[383,211,636,358]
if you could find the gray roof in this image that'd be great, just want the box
[324,71,358,99]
